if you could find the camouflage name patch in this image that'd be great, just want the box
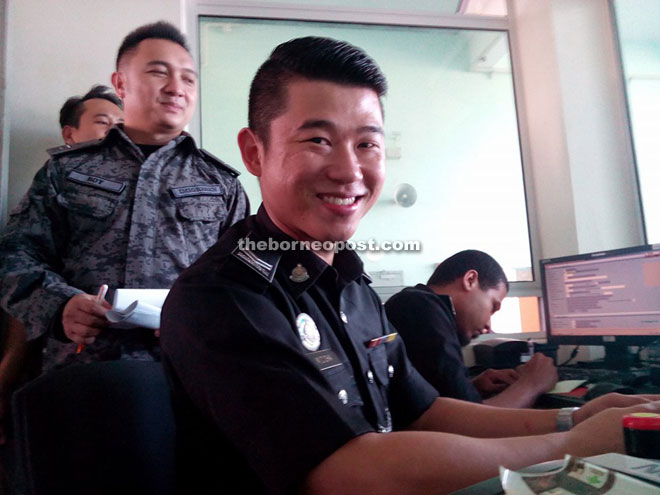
[67,171,125,193]
[170,185,224,198]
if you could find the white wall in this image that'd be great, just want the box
[551,0,643,253]
[3,0,182,214]
[509,0,644,259]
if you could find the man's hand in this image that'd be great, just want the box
[573,393,660,426]
[567,399,660,456]
[62,293,111,345]
[471,368,519,396]
[515,353,558,394]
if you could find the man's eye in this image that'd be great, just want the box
[358,142,378,149]
[308,137,329,145]
[94,120,110,126]
[149,70,167,76]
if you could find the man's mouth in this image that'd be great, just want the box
[161,101,183,111]
[319,195,358,206]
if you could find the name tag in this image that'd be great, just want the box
[67,171,125,194]
[170,185,224,198]
[307,349,342,371]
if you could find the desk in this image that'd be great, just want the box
[450,454,660,495]
[450,459,563,495]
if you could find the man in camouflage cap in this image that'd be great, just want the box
[0,21,248,371]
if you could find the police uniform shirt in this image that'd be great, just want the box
[161,206,438,493]
[0,126,249,369]
[385,284,484,403]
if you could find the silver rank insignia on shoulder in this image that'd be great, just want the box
[289,263,309,283]
[296,313,320,351]
[232,240,279,283]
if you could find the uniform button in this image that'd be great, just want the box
[388,365,394,378]
[338,389,348,404]
[367,370,374,383]
[340,311,348,324]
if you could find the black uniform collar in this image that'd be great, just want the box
[107,125,197,157]
[417,284,456,317]
[243,205,368,298]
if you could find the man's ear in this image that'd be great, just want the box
[61,126,75,145]
[237,127,264,177]
[461,269,479,292]
[111,71,126,99]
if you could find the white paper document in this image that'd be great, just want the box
[548,380,587,394]
[105,289,169,330]
[112,289,169,310]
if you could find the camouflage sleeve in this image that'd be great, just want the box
[224,179,250,228]
[0,162,83,341]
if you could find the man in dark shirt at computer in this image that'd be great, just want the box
[386,250,557,409]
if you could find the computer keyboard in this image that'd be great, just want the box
[535,364,659,408]
[558,366,620,383]
[557,364,659,392]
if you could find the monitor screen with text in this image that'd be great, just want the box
[542,246,660,340]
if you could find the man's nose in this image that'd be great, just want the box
[327,145,363,183]
[164,75,185,96]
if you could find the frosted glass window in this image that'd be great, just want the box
[199,17,532,285]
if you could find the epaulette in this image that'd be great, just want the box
[231,234,281,284]
[199,148,241,177]
[47,138,104,157]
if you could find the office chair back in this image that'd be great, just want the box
[12,361,175,495]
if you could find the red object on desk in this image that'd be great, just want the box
[558,386,589,398]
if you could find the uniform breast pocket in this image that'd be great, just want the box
[367,345,391,389]
[321,364,364,408]
[57,191,117,222]
[176,199,227,223]
[175,199,228,259]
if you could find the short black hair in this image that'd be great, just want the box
[428,250,509,291]
[248,36,387,144]
[59,85,123,129]
[116,21,189,69]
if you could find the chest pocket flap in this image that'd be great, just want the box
[176,200,227,222]
[57,191,117,219]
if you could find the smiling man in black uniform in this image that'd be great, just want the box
[160,37,660,494]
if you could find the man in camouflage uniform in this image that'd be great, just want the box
[0,21,248,371]
[0,85,124,441]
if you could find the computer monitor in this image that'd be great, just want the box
[541,244,660,367]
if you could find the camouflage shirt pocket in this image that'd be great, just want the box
[175,199,228,262]
[56,191,117,219]
[176,199,227,222]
